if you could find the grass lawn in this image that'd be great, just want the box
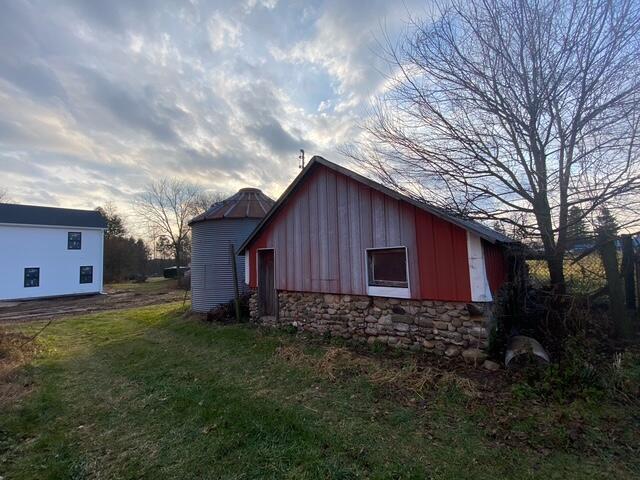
[1,303,638,479]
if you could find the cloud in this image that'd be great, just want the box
[79,67,183,144]
[0,0,426,236]
[207,12,244,51]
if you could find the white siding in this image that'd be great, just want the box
[0,224,104,301]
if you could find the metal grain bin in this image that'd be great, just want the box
[189,188,274,313]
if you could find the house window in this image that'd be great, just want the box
[80,266,93,284]
[24,267,40,288]
[68,232,82,250]
[367,248,409,288]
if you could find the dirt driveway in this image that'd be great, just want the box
[0,278,188,324]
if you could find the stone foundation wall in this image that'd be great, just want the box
[249,290,492,359]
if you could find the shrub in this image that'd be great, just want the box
[511,336,639,404]
[206,293,251,323]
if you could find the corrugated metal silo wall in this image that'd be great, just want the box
[191,218,260,312]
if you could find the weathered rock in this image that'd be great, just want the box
[469,326,488,338]
[444,346,460,357]
[405,305,420,315]
[483,360,501,371]
[462,348,488,364]
[415,317,433,327]
[250,290,491,358]
[391,314,413,325]
[394,322,410,332]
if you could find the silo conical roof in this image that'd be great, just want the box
[189,188,274,225]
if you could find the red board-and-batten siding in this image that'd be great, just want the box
[246,164,494,302]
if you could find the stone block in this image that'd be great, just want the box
[444,346,460,357]
[391,314,413,325]
[415,317,433,328]
[483,360,500,371]
[461,348,487,363]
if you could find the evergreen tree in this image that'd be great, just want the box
[596,207,619,240]
[566,206,588,249]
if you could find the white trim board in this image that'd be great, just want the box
[466,232,492,302]
[244,254,250,285]
[0,222,105,231]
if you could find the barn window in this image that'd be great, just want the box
[68,232,82,250]
[79,266,93,284]
[366,247,409,289]
[24,267,40,288]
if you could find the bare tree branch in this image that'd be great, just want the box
[345,0,640,291]
[134,179,203,273]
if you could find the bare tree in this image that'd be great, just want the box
[193,191,227,216]
[134,179,202,274]
[347,0,640,292]
[0,188,8,203]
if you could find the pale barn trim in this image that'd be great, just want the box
[466,232,493,302]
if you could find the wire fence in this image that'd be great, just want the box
[526,252,608,295]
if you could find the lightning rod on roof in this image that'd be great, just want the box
[298,149,305,169]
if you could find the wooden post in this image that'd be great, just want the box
[229,244,241,322]
[599,238,632,338]
[636,254,640,313]
[621,235,636,312]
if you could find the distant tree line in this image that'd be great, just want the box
[96,204,149,283]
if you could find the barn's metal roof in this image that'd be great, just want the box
[238,156,515,254]
[0,203,107,228]
[189,188,274,225]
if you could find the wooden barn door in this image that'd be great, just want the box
[258,249,276,317]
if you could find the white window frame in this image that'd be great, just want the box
[365,246,411,299]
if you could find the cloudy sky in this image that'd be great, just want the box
[0,0,427,226]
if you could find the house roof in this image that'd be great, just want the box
[0,203,107,229]
[188,188,274,225]
[238,156,514,254]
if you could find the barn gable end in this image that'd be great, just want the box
[243,160,508,303]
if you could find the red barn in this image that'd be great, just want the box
[239,156,514,357]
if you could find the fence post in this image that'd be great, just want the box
[229,243,241,323]
[621,235,636,312]
[599,238,632,338]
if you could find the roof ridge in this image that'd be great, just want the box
[237,155,514,253]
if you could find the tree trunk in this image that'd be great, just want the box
[546,252,566,294]
[621,235,636,311]
[175,245,182,279]
[535,198,567,294]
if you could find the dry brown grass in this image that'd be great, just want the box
[274,344,480,401]
[0,328,37,406]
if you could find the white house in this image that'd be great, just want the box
[0,203,107,301]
